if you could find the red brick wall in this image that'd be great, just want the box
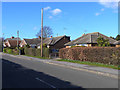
[50,36,70,49]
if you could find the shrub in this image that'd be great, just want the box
[15,47,18,50]
[40,43,47,48]
[59,47,120,66]
[24,48,49,57]
[12,49,19,55]
[24,47,29,55]
[3,48,7,53]
[36,49,41,56]
[43,48,49,57]
[8,49,13,54]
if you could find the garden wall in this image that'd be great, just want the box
[59,47,120,65]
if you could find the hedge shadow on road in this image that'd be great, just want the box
[2,59,86,89]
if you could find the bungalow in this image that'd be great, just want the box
[20,38,41,48]
[4,40,21,48]
[3,36,21,48]
[65,32,117,48]
[37,35,70,49]
[114,40,120,47]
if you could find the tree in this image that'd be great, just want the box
[110,36,115,39]
[97,36,110,47]
[115,34,120,41]
[36,26,53,38]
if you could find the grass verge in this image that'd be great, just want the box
[57,59,120,70]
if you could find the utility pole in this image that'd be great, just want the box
[17,30,19,50]
[41,8,43,57]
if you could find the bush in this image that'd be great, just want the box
[19,47,24,55]
[43,48,49,57]
[24,47,49,57]
[12,49,19,55]
[3,48,19,55]
[36,49,41,56]
[3,48,7,53]
[8,49,13,54]
[59,47,120,66]
[40,43,47,48]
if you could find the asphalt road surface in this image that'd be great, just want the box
[2,54,118,89]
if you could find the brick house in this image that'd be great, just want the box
[3,36,21,48]
[65,32,117,48]
[37,35,70,49]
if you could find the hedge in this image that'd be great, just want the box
[24,48,49,57]
[59,47,120,66]
[3,48,19,55]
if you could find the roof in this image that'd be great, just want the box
[5,37,21,41]
[114,40,120,45]
[37,35,69,46]
[24,38,41,45]
[8,40,21,47]
[65,32,117,46]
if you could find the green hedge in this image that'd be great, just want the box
[59,47,120,66]
[3,48,19,55]
[24,48,49,57]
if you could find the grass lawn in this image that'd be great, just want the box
[57,59,120,70]
[24,55,50,59]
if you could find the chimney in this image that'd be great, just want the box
[50,36,53,40]
[11,36,14,39]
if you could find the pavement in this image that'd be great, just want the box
[1,53,119,88]
[2,53,119,79]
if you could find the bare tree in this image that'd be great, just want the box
[36,26,53,38]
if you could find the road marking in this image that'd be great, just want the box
[3,53,119,79]
[43,62,119,79]
[35,77,56,88]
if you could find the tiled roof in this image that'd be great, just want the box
[24,38,41,45]
[65,32,117,46]
[8,40,21,47]
[5,37,21,41]
[37,35,68,46]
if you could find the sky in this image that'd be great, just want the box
[2,1,119,40]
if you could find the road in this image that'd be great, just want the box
[2,54,118,89]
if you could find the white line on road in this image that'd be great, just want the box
[35,77,56,88]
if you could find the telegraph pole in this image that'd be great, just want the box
[17,30,19,49]
[41,8,43,57]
